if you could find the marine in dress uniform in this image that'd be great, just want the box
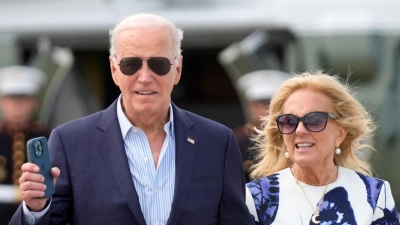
[234,70,288,182]
[0,66,51,224]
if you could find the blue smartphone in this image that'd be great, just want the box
[26,136,55,197]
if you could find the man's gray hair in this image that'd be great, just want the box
[109,13,184,58]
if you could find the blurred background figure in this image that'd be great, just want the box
[234,70,288,182]
[0,65,51,224]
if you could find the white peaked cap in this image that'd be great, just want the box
[237,70,288,102]
[0,66,47,97]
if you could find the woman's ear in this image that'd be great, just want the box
[335,126,348,147]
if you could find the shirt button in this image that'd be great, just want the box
[156,222,160,225]
[144,157,148,162]
[133,129,138,132]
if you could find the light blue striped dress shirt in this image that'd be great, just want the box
[117,96,176,225]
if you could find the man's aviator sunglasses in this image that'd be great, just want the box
[117,57,174,76]
[276,111,338,134]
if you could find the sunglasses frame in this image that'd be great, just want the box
[116,56,174,76]
[276,111,338,134]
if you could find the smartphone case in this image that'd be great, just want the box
[26,136,55,197]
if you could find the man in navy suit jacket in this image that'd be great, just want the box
[9,13,253,225]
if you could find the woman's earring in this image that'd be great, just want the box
[284,151,289,158]
[335,147,341,155]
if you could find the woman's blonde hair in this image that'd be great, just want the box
[250,71,375,179]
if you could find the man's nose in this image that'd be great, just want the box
[137,61,154,83]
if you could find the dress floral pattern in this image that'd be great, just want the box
[246,167,400,225]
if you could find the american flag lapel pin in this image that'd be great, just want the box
[187,137,195,144]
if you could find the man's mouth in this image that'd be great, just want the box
[136,91,154,95]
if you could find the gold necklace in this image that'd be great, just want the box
[292,166,337,224]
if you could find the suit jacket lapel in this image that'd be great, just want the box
[167,103,199,225]
[96,100,147,225]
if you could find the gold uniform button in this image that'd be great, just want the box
[12,151,24,161]
[0,167,7,182]
[12,141,24,151]
[13,160,23,171]
[13,132,25,141]
[12,170,22,182]
[0,155,7,166]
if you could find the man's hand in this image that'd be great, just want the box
[19,163,60,212]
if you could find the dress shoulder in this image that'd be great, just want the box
[356,172,385,210]
[246,173,280,225]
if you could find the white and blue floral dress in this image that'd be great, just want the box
[246,166,399,224]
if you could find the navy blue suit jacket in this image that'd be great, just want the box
[9,100,253,225]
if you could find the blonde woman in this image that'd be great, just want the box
[246,71,399,224]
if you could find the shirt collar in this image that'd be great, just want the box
[116,94,174,139]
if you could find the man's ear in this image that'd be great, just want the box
[174,56,183,85]
[109,56,120,87]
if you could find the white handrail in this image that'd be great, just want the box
[0,185,20,203]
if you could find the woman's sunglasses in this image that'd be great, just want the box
[117,57,173,76]
[276,111,338,134]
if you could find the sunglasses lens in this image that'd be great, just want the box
[148,57,172,76]
[304,112,327,132]
[119,57,142,76]
[277,114,298,134]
